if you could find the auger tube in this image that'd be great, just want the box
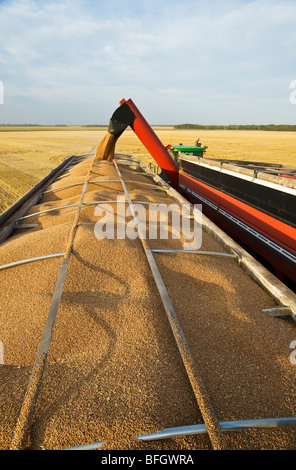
[118,98,179,188]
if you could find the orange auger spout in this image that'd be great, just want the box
[119,98,179,188]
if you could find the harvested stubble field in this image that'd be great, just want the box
[0,143,296,450]
[1,126,296,214]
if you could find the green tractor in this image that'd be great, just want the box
[167,139,208,164]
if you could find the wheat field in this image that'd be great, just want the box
[1,126,296,213]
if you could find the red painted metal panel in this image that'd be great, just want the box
[179,172,296,254]
[179,172,296,287]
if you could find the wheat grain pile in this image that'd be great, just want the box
[0,150,295,450]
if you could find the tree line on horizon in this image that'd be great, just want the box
[174,123,296,131]
[1,123,296,131]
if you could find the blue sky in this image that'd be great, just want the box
[0,0,295,124]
